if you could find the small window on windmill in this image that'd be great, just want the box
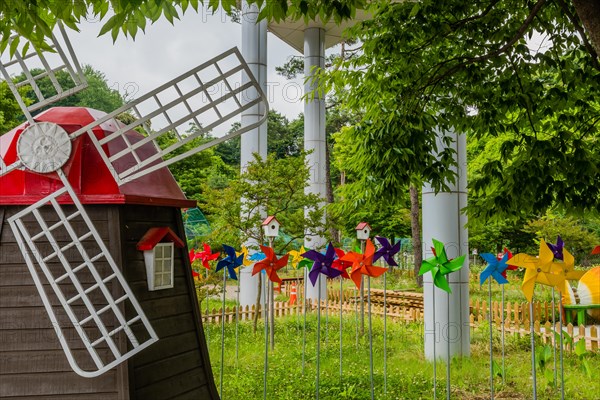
[136,227,185,291]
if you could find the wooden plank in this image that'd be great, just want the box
[0,349,116,374]
[130,330,199,368]
[0,393,120,400]
[134,367,207,400]
[133,349,203,388]
[0,285,113,308]
[0,372,117,397]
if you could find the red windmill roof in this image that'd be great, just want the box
[0,107,196,208]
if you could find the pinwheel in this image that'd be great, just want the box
[216,244,243,280]
[547,235,565,260]
[249,251,266,261]
[419,239,466,294]
[592,245,600,255]
[252,245,289,284]
[419,239,466,400]
[373,236,401,395]
[302,244,343,286]
[479,252,510,398]
[496,247,514,385]
[507,239,565,302]
[331,246,353,383]
[373,236,401,267]
[499,248,517,279]
[342,239,387,289]
[342,239,388,400]
[238,246,253,267]
[480,253,510,285]
[289,246,312,269]
[214,244,242,397]
[195,243,221,270]
[332,248,353,279]
[507,240,567,400]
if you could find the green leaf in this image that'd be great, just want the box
[574,339,587,357]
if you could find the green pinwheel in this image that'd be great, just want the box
[419,238,466,293]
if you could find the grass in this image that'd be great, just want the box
[204,312,600,399]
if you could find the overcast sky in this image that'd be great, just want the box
[70,6,306,120]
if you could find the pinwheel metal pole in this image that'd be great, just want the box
[433,285,437,400]
[501,285,505,385]
[558,297,565,400]
[383,270,388,395]
[488,279,494,400]
[339,276,344,383]
[367,275,374,400]
[446,289,451,400]
[552,287,557,388]
[529,299,537,400]
[269,236,275,351]
[236,272,240,368]
[206,268,210,350]
[263,275,269,400]
[220,269,227,399]
[302,267,308,375]
[316,276,322,400]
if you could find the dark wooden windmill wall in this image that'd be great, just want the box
[0,205,127,399]
[0,204,219,399]
[120,204,218,399]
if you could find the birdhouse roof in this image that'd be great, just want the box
[355,222,371,231]
[136,227,185,251]
[0,107,196,208]
[262,215,280,226]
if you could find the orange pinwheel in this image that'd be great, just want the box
[252,245,289,284]
[341,239,388,288]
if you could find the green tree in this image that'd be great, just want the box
[18,65,124,113]
[202,151,327,251]
[0,81,22,133]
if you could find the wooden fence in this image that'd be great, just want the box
[201,295,599,350]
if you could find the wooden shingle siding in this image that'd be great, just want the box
[0,205,126,399]
[121,205,219,399]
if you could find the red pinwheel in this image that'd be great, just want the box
[332,248,352,279]
[192,243,220,270]
[252,245,289,284]
[498,247,516,278]
[341,239,388,289]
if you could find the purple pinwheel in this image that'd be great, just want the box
[373,236,401,266]
[302,243,343,286]
[547,235,564,260]
[479,252,509,285]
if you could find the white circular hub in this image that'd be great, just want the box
[17,122,72,173]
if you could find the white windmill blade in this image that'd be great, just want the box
[70,47,269,185]
[0,23,87,124]
[7,169,158,378]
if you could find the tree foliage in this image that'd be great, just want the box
[324,0,600,220]
[0,81,22,133]
[201,152,327,253]
[0,0,365,53]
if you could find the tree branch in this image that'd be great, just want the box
[557,0,600,71]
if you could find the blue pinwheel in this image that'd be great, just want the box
[479,252,509,285]
[373,236,401,266]
[547,235,564,260]
[216,244,243,280]
[249,251,266,261]
[302,243,343,286]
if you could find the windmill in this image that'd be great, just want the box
[0,23,268,385]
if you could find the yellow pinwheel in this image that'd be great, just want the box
[554,247,584,293]
[237,246,253,267]
[507,239,565,302]
[288,246,311,269]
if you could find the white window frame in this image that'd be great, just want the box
[145,242,175,291]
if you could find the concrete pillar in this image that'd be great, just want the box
[239,0,268,307]
[303,27,327,301]
[422,128,470,360]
